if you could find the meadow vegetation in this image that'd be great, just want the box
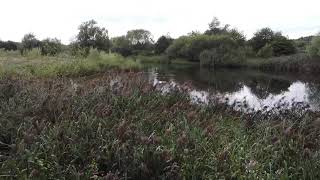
[1,70,320,179]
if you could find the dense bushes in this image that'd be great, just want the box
[200,46,245,67]
[40,38,62,56]
[257,44,273,58]
[249,28,296,57]
[0,41,18,51]
[167,34,241,62]
[307,36,320,58]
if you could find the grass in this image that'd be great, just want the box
[0,70,320,179]
[0,49,140,78]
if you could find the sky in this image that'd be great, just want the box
[0,0,319,44]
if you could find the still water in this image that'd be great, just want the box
[144,64,320,112]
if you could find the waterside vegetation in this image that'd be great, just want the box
[1,70,320,179]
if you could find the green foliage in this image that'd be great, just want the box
[40,38,62,56]
[200,46,245,67]
[21,33,40,54]
[199,49,216,67]
[249,28,296,57]
[204,17,246,46]
[111,36,132,57]
[0,40,19,51]
[307,36,320,58]
[257,44,273,58]
[0,52,140,78]
[271,38,296,56]
[24,48,42,59]
[126,29,154,55]
[154,35,174,54]
[0,71,320,179]
[249,28,276,52]
[167,34,240,61]
[75,20,111,56]
[110,30,154,57]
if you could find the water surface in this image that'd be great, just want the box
[144,64,320,112]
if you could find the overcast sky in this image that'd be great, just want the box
[0,0,319,44]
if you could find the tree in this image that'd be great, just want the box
[249,28,296,56]
[249,28,275,52]
[204,17,246,45]
[154,36,173,54]
[21,33,40,53]
[76,20,110,55]
[40,38,62,56]
[126,29,154,54]
[111,36,132,57]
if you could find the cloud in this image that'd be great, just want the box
[0,0,319,44]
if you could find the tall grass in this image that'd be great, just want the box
[0,49,140,78]
[0,70,320,179]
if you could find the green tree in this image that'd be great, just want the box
[205,17,246,45]
[40,38,62,56]
[126,29,154,54]
[76,20,110,55]
[154,35,173,54]
[111,36,132,57]
[249,28,276,52]
[249,28,296,56]
[21,33,40,53]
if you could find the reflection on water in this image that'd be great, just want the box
[145,64,320,112]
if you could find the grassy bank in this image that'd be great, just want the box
[135,55,198,65]
[245,53,320,73]
[133,53,320,74]
[0,70,320,179]
[0,49,140,78]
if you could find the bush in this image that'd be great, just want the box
[0,41,19,51]
[307,36,320,58]
[271,38,296,56]
[40,38,62,56]
[257,44,273,58]
[200,46,245,67]
[167,34,240,61]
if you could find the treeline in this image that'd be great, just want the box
[1,18,319,66]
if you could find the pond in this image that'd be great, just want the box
[144,64,320,112]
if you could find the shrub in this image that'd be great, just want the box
[257,44,273,58]
[40,38,62,56]
[167,34,240,61]
[200,46,245,67]
[307,36,320,58]
[0,41,18,51]
[271,38,296,56]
